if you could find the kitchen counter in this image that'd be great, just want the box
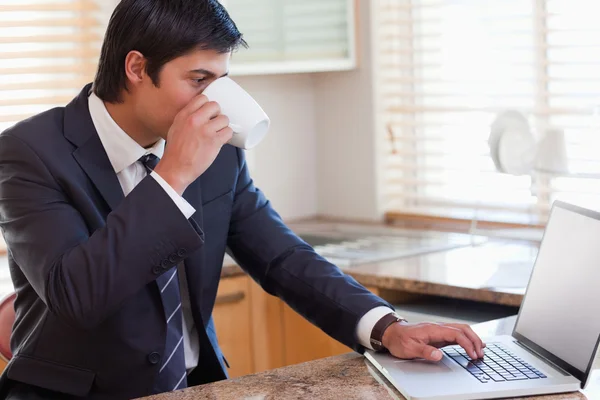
[344,241,535,307]
[142,316,597,400]
[0,220,537,306]
[220,220,539,307]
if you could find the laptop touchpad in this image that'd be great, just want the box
[393,359,453,374]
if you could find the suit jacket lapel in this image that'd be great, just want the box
[73,141,124,211]
[64,84,124,211]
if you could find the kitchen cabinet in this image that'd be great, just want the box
[213,274,382,376]
[248,278,286,373]
[219,0,357,75]
[213,276,381,376]
[281,287,380,366]
[211,275,255,378]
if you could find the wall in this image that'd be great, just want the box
[236,0,381,222]
[313,0,382,221]
[234,75,319,220]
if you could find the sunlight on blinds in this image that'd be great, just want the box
[225,0,350,62]
[0,0,103,133]
[379,0,600,224]
[545,0,600,210]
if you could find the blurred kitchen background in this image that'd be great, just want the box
[1,0,600,378]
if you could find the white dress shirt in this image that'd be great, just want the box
[87,92,394,372]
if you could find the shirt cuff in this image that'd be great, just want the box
[356,306,397,350]
[150,171,196,219]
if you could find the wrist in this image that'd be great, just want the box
[370,312,406,352]
[153,163,189,196]
[382,321,402,350]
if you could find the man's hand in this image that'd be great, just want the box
[154,94,233,195]
[382,321,486,362]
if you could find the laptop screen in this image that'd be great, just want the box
[514,202,600,376]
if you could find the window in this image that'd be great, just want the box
[0,0,105,259]
[378,0,600,225]
[0,0,104,133]
[223,0,355,74]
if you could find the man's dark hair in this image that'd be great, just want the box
[94,0,247,103]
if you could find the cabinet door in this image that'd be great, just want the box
[221,0,356,74]
[282,303,350,366]
[282,286,381,366]
[212,276,254,378]
[248,279,286,373]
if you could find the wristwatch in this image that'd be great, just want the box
[370,312,407,352]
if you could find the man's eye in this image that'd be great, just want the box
[193,78,206,84]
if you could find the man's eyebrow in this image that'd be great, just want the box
[190,69,229,78]
[190,68,216,77]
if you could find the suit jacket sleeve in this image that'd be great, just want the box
[0,133,204,330]
[227,148,393,352]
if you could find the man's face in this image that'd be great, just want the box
[134,49,231,140]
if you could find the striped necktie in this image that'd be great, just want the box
[139,154,187,392]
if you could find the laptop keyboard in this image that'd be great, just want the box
[443,343,548,383]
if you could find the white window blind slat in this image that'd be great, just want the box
[0,0,110,255]
[0,2,99,12]
[225,0,350,62]
[0,0,102,133]
[379,0,600,224]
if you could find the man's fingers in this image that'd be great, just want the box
[215,126,234,144]
[206,114,229,132]
[207,115,233,145]
[429,326,478,360]
[416,344,443,361]
[194,101,221,122]
[453,332,478,360]
[447,324,485,358]
[207,114,230,132]
[178,94,210,119]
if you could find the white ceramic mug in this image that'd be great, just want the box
[202,77,270,150]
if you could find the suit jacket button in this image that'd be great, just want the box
[160,259,170,269]
[177,249,187,258]
[152,266,161,275]
[168,254,178,263]
[148,352,161,365]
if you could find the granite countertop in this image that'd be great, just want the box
[220,221,539,307]
[344,241,536,307]
[0,220,538,305]
[142,316,597,400]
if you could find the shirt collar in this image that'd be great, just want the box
[87,92,165,174]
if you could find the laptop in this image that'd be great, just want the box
[365,201,600,400]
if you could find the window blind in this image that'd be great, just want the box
[0,0,104,256]
[378,0,600,225]
[0,0,103,133]
[224,0,351,63]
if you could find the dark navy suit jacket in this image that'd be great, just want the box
[0,85,391,399]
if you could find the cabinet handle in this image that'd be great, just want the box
[215,291,245,305]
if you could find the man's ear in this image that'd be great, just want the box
[124,50,148,89]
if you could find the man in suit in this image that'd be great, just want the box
[0,0,485,398]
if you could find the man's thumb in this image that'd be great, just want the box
[419,345,443,361]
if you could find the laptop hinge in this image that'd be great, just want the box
[513,340,570,376]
